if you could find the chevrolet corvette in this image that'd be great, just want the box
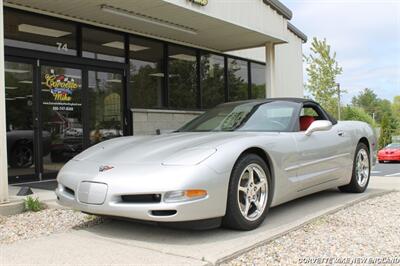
[378,143,400,163]
[56,98,376,230]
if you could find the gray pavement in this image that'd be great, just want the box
[1,176,399,265]
[372,162,400,177]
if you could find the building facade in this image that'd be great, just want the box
[0,0,306,186]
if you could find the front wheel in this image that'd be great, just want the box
[339,143,370,193]
[223,154,272,230]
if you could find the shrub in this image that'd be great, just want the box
[341,106,376,127]
[24,196,44,212]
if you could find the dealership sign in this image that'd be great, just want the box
[188,0,208,6]
[45,70,79,102]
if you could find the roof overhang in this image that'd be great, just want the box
[287,22,307,43]
[4,0,292,52]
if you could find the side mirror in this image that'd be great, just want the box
[305,120,332,136]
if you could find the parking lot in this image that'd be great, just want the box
[2,174,400,265]
[372,162,400,177]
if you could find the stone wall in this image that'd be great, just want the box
[132,109,203,135]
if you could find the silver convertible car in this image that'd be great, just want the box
[56,98,376,230]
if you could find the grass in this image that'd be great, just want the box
[24,196,44,212]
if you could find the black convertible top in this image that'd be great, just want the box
[222,97,319,105]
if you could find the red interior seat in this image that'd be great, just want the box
[300,116,315,131]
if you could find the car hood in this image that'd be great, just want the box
[72,132,256,164]
[379,148,400,153]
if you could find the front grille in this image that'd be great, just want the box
[120,194,161,203]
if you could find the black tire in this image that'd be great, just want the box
[223,153,272,230]
[9,144,33,168]
[379,160,384,164]
[339,143,370,193]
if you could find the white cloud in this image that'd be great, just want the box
[282,0,400,103]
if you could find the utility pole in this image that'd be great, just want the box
[337,83,341,120]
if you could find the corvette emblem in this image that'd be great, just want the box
[99,165,114,172]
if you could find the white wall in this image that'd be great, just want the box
[227,47,266,63]
[274,30,304,98]
[163,0,288,43]
[228,30,304,98]
[0,0,9,203]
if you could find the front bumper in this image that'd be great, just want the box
[378,154,400,161]
[56,160,229,222]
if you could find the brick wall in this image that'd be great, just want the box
[132,109,203,135]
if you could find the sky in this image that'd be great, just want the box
[280,0,400,104]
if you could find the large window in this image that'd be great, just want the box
[82,27,125,63]
[88,71,123,145]
[168,45,197,109]
[5,61,36,176]
[4,9,77,55]
[200,54,225,109]
[228,58,249,101]
[130,37,164,109]
[251,63,266,99]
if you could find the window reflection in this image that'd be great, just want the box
[251,63,266,99]
[168,45,197,109]
[200,54,225,109]
[130,37,164,108]
[228,58,249,101]
[4,9,77,55]
[5,61,36,177]
[41,66,83,174]
[82,27,125,63]
[88,71,123,145]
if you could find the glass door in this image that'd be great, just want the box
[87,70,124,145]
[41,65,83,177]
[5,60,38,182]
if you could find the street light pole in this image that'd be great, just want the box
[337,83,341,120]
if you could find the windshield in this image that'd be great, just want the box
[178,101,298,132]
[386,143,400,149]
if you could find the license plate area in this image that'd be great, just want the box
[78,181,108,205]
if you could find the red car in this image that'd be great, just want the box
[378,143,400,163]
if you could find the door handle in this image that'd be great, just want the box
[337,130,345,137]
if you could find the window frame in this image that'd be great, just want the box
[4,7,267,113]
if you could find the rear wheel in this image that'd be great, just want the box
[339,143,370,193]
[9,144,33,168]
[378,160,384,164]
[223,154,272,230]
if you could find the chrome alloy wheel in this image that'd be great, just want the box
[356,149,370,187]
[237,163,268,221]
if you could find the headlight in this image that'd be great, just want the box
[164,190,208,203]
[162,148,217,166]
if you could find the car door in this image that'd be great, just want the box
[292,103,352,191]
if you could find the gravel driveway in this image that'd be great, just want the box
[0,209,103,244]
[225,192,400,265]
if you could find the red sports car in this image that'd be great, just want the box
[378,143,400,163]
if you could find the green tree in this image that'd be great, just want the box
[304,37,343,118]
[341,106,376,127]
[378,114,392,149]
[351,88,379,117]
[392,96,400,135]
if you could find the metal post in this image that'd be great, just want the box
[337,83,341,120]
[0,0,10,203]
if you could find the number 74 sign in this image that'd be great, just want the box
[56,42,68,52]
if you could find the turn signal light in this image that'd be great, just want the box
[185,190,207,198]
[164,189,208,203]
